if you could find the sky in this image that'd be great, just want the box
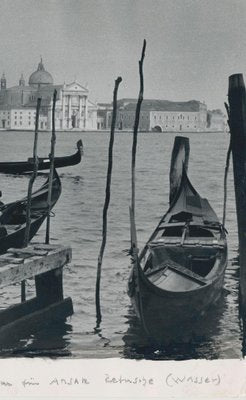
[0,0,246,110]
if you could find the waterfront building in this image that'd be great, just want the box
[102,98,225,132]
[97,102,113,130]
[0,59,97,130]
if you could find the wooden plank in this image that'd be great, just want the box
[0,255,24,265]
[0,295,73,328]
[0,246,72,288]
[153,238,224,248]
[146,258,208,286]
[7,248,48,257]
[0,296,40,326]
[158,222,186,229]
[4,224,22,231]
[167,262,208,285]
[32,243,61,250]
[146,263,168,277]
[0,297,73,345]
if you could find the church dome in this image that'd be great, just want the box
[29,59,53,87]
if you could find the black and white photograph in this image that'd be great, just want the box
[0,0,245,398]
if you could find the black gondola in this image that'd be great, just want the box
[0,140,83,174]
[128,166,228,342]
[0,170,61,254]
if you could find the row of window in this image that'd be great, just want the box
[13,121,47,127]
[120,114,148,120]
[155,125,197,129]
[119,114,198,121]
[14,115,36,120]
[153,115,197,121]
[14,112,36,115]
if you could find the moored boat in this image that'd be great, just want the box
[128,150,227,342]
[0,170,61,254]
[0,140,83,174]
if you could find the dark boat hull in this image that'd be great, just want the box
[129,247,227,341]
[0,171,61,254]
[0,215,45,255]
[0,140,83,174]
[128,166,228,342]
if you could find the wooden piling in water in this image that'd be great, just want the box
[45,90,57,245]
[22,97,41,302]
[95,77,122,327]
[130,39,146,253]
[169,136,190,204]
[131,40,146,215]
[228,73,246,311]
[24,97,42,246]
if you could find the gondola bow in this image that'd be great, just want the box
[0,140,83,174]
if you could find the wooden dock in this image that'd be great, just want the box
[0,243,73,345]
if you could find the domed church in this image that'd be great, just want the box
[0,59,98,131]
[29,58,54,88]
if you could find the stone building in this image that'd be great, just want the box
[0,59,97,130]
[97,102,112,130]
[104,98,225,132]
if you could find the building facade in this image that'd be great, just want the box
[0,60,98,130]
[97,103,112,130]
[104,99,225,132]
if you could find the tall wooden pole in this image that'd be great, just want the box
[24,98,42,246]
[95,77,122,327]
[228,73,246,312]
[45,90,57,245]
[130,39,146,252]
[22,97,42,302]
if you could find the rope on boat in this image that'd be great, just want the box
[222,102,232,228]
[95,77,122,328]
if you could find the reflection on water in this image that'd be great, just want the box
[0,130,244,359]
[122,291,228,360]
[0,320,72,358]
[60,172,85,185]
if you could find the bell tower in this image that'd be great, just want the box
[19,73,25,86]
[1,73,6,90]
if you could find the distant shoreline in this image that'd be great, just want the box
[0,128,227,134]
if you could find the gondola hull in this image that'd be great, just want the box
[0,215,46,255]
[128,166,228,342]
[128,246,227,341]
[0,140,83,174]
[0,171,61,254]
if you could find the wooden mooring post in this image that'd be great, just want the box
[95,76,122,327]
[45,89,57,245]
[228,74,246,312]
[22,97,42,302]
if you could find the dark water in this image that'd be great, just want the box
[0,130,243,359]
